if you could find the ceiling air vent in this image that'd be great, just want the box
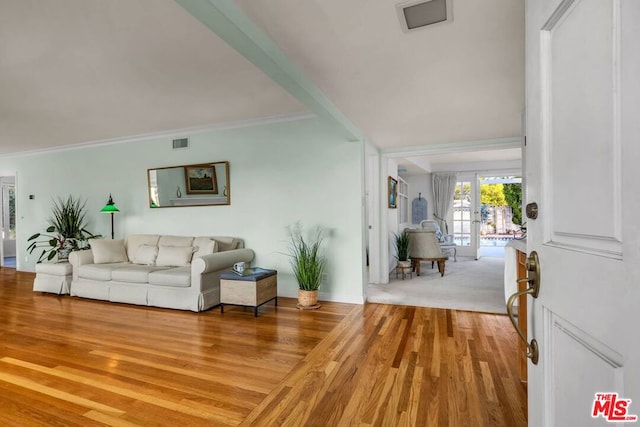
[396,0,453,33]
[172,137,189,150]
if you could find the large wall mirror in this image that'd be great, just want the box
[148,161,230,207]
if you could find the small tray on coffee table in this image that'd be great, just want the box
[227,267,266,277]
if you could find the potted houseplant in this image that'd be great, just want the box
[394,230,411,275]
[27,195,99,263]
[286,223,326,309]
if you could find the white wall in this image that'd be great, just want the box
[0,117,365,303]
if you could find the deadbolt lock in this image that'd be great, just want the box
[526,252,538,273]
[522,251,540,298]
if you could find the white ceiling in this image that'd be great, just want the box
[0,0,524,156]
[235,0,525,148]
[0,0,306,154]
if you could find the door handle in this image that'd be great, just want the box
[507,251,540,365]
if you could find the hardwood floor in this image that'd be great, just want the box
[0,269,526,426]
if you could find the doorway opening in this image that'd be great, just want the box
[478,176,523,258]
[366,145,523,312]
[1,177,16,268]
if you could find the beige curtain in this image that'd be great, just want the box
[432,172,457,234]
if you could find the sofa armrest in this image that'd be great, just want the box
[192,248,255,275]
[69,250,95,282]
[191,248,255,295]
[69,250,94,267]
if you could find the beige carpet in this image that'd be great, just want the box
[367,256,507,314]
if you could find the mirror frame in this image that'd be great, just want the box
[147,161,230,208]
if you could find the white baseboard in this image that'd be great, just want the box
[277,289,364,305]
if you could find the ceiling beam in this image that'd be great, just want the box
[175,0,363,142]
[382,136,523,158]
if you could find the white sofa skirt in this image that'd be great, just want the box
[71,278,217,312]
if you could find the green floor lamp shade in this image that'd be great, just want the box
[100,194,119,239]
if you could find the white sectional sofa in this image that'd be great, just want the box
[68,234,254,312]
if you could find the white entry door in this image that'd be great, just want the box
[526,0,640,426]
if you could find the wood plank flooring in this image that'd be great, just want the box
[0,268,526,426]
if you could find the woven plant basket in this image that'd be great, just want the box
[298,290,319,308]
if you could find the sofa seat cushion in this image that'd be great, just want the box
[78,263,130,281]
[148,267,191,287]
[111,265,171,283]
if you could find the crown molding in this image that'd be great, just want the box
[2,112,316,159]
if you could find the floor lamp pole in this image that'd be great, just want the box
[110,212,115,240]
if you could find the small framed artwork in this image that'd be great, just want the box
[388,176,398,208]
[185,165,218,194]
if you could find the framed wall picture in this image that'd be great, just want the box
[185,165,218,194]
[388,176,398,208]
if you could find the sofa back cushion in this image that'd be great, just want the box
[126,234,160,261]
[192,237,218,259]
[158,236,194,247]
[156,246,196,267]
[89,239,128,264]
[123,234,244,265]
[132,244,159,265]
[212,236,243,251]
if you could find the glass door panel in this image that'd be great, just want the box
[453,180,472,246]
[453,176,480,258]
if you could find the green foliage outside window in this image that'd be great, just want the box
[503,183,523,225]
[454,183,471,201]
[480,184,507,206]
[455,180,522,226]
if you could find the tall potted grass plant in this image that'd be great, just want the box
[394,230,411,276]
[286,223,326,309]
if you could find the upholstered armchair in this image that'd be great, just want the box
[420,220,457,262]
[405,229,449,276]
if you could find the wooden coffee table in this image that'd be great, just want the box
[220,268,277,316]
[411,257,448,277]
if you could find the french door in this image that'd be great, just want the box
[452,174,480,259]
